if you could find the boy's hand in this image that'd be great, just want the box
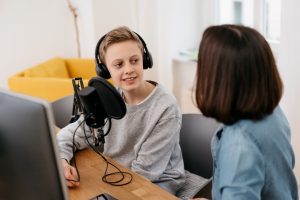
[61,159,80,187]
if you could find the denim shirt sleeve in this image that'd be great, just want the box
[217,127,265,200]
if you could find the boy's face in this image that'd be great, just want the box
[105,40,144,93]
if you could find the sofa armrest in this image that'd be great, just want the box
[8,76,89,102]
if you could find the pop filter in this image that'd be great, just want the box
[88,77,126,119]
[78,77,126,129]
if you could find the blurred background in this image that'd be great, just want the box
[0,0,299,189]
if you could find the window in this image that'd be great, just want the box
[262,0,281,42]
[217,0,254,27]
[216,0,281,42]
[215,0,282,58]
[233,1,243,24]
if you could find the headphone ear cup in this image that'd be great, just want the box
[95,34,111,79]
[96,63,111,79]
[143,51,153,69]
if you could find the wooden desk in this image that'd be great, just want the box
[68,149,178,200]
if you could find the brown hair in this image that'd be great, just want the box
[195,24,283,125]
[99,26,144,65]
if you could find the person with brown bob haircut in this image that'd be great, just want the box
[193,25,298,200]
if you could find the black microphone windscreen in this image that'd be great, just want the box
[88,77,126,119]
[78,86,107,128]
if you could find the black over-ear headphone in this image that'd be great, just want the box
[95,31,153,79]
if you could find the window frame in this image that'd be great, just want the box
[215,0,281,58]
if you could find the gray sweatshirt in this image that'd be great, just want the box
[56,83,185,194]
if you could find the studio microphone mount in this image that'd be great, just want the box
[70,77,85,123]
[71,76,126,148]
[70,77,109,148]
[71,76,131,186]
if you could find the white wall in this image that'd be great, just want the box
[92,0,136,38]
[279,0,300,185]
[145,0,214,91]
[155,0,204,90]
[75,0,95,58]
[0,0,78,88]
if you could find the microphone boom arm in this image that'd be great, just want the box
[70,77,85,123]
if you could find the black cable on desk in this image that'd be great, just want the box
[82,120,133,186]
[68,116,132,186]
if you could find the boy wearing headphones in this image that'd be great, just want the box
[57,26,185,195]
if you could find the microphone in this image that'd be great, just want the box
[78,77,126,129]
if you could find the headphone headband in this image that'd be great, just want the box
[95,31,153,79]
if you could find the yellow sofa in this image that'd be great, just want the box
[8,57,97,102]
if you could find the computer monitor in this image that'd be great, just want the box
[0,89,69,200]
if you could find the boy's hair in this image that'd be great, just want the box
[195,24,283,125]
[99,26,144,65]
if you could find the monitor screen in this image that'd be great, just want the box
[0,89,69,200]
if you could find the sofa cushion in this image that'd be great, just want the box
[24,58,69,78]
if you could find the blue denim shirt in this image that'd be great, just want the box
[211,107,298,200]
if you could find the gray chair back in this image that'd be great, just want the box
[51,95,74,128]
[180,113,221,179]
